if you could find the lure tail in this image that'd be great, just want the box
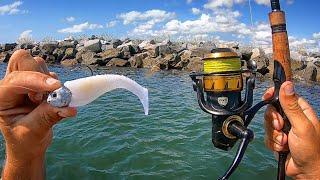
[48,74,149,115]
[103,75,149,115]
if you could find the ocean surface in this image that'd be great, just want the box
[0,62,319,180]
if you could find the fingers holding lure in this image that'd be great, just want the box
[47,74,149,115]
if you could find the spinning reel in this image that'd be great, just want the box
[190,48,270,179]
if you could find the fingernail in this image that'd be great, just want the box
[284,83,294,96]
[276,135,283,145]
[273,119,280,129]
[46,78,59,85]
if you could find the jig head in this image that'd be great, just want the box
[47,74,149,115]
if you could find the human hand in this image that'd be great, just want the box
[263,81,320,179]
[0,50,77,179]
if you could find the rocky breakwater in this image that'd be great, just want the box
[1,36,320,83]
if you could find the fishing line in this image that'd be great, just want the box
[248,0,254,28]
[248,0,255,47]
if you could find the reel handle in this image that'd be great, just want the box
[219,121,254,180]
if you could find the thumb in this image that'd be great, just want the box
[22,102,77,133]
[279,81,312,133]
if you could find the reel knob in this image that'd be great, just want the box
[219,121,254,180]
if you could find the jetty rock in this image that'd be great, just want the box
[1,36,319,83]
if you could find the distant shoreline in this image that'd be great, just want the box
[1,36,319,83]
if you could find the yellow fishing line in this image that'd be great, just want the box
[204,58,241,74]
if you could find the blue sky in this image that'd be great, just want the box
[0,0,319,50]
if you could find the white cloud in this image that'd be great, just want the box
[66,16,75,22]
[162,9,246,35]
[289,36,317,48]
[204,0,245,10]
[204,0,290,8]
[313,32,320,39]
[191,8,201,15]
[17,30,33,44]
[106,20,117,28]
[251,22,271,46]
[58,22,103,33]
[0,1,24,15]
[119,9,175,25]
[187,0,193,4]
[119,9,175,35]
[254,0,269,6]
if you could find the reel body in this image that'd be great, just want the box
[190,48,267,179]
[202,50,244,151]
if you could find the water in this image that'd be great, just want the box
[0,63,319,179]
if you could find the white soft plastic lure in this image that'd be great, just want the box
[47,74,149,115]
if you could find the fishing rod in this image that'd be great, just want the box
[269,0,292,179]
[189,0,292,179]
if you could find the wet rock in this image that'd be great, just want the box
[186,57,203,72]
[45,54,56,64]
[81,51,99,65]
[58,41,76,49]
[304,62,318,81]
[314,59,320,68]
[40,42,58,55]
[174,60,189,70]
[61,59,78,67]
[179,50,192,62]
[63,48,77,60]
[84,39,102,53]
[163,53,182,69]
[150,65,160,72]
[19,43,34,50]
[190,48,211,58]
[170,42,187,53]
[106,58,129,67]
[310,52,320,58]
[143,56,161,68]
[252,54,270,73]
[129,52,148,68]
[31,46,41,56]
[139,40,156,49]
[117,41,133,49]
[158,55,171,70]
[75,50,85,63]
[53,48,65,62]
[158,44,173,56]
[146,46,159,58]
[239,46,253,61]
[111,39,122,48]
[251,48,265,60]
[3,43,17,51]
[294,62,318,82]
[130,45,140,54]
[0,52,10,62]
[99,48,121,61]
[198,41,217,52]
[118,44,141,59]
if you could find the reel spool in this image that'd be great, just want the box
[190,48,269,179]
